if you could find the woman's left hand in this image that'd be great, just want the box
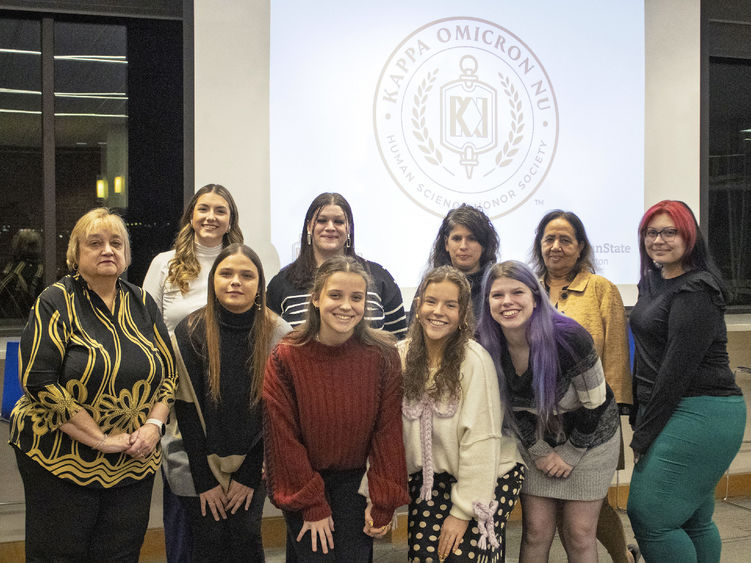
[125,422,161,459]
[363,502,391,538]
[225,480,255,514]
[535,451,573,478]
[438,515,468,560]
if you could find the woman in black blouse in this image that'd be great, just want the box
[9,208,176,562]
[627,200,745,562]
[173,243,290,561]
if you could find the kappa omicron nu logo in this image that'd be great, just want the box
[374,17,558,218]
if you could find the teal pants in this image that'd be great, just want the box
[627,395,746,562]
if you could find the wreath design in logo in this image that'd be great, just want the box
[495,73,525,168]
[411,69,443,166]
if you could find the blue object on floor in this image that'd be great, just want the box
[1,341,22,420]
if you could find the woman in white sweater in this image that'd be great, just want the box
[142,184,243,563]
[401,265,524,563]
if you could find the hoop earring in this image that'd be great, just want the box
[307,231,312,245]
[346,233,351,248]
[254,294,262,310]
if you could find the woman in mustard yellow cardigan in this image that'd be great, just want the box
[532,209,637,563]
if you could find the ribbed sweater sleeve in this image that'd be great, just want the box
[263,344,330,521]
[263,338,409,525]
[365,348,410,526]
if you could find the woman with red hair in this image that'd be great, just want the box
[627,200,745,561]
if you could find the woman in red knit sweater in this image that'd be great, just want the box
[263,256,410,561]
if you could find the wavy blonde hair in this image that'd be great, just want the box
[167,184,243,293]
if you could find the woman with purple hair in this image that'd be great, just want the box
[477,260,620,562]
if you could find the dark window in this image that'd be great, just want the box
[0,11,184,323]
[708,57,751,306]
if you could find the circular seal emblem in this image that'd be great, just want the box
[374,17,558,218]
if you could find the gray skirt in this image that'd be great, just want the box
[520,427,620,501]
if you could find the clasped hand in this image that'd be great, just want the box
[535,451,573,479]
[363,502,391,538]
[200,481,255,521]
[123,423,161,459]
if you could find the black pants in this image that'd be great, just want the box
[14,447,154,563]
[179,480,266,562]
[283,468,373,562]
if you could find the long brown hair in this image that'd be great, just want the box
[288,255,396,364]
[188,243,275,405]
[403,266,473,402]
[167,184,243,293]
[286,192,359,288]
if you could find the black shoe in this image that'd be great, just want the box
[628,543,641,563]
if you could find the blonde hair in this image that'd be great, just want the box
[167,184,243,293]
[66,208,131,271]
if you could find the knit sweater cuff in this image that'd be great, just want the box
[555,441,587,467]
[302,501,332,523]
[449,504,474,522]
[527,439,554,459]
[369,504,394,528]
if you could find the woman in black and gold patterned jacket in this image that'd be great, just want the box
[8,207,177,562]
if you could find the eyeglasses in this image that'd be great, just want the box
[645,227,679,241]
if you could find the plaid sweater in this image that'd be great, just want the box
[501,327,619,468]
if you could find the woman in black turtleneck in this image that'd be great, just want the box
[427,204,500,321]
[173,244,290,561]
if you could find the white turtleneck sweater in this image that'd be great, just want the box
[143,242,223,333]
[143,241,223,496]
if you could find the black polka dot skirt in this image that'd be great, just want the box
[407,464,525,562]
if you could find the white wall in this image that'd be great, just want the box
[193,0,701,295]
[645,0,701,210]
[193,0,277,272]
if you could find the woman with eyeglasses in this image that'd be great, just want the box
[627,200,745,562]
